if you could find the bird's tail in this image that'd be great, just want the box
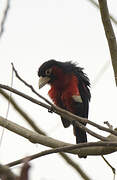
[73,126,87,158]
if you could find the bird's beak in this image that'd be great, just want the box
[39,76,50,89]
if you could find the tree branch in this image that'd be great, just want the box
[98,0,117,85]
[101,155,116,176]
[11,63,117,137]
[5,141,117,168]
[0,116,117,157]
[0,164,18,180]
[88,0,117,25]
[11,63,53,106]
[0,89,91,180]
[1,84,117,138]
[0,0,11,38]
[0,84,111,142]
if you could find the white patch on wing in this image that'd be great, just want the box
[72,95,83,103]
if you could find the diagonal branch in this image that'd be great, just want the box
[1,84,117,139]
[101,155,116,176]
[5,141,117,168]
[0,0,11,38]
[11,63,53,106]
[98,0,117,85]
[87,0,117,25]
[10,64,117,137]
[0,84,110,141]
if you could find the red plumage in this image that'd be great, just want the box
[48,67,80,113]
[38,60,91,158]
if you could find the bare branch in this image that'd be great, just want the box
[87,0,117,25]
[10,64,117,137]
[104,121,113,130]
[0,89,91,180]
[1,84,117,139]
[57,153,91,180]
[101,155,116,177]
[0,160,31,180]
[11,63,53,106]
[0,84,51,110]
[98,0,117,85]
[5,141,117,168]
[0,164,18,180]
[0,84,110,141]
[0,0,10,38]
[19,158,31,180]
[73,120,107,141]
[0,116,117,157]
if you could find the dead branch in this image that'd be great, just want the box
[0,84,110,141]
[0,0,11,38]
[5,141,117,168]
[0,116,117,157]
[98,0,117,85]
[0,88,91,180]
[0,164,18,180]
[0,159,31,180]
[101,155,116,176]
[88,0,117,25]
[1,84,117,139]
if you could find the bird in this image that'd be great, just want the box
[38,60,91,157]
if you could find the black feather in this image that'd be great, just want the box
[38,60,91,158]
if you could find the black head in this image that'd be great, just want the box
[38,59,57,77]
[38,59,59,88]
[38,59,91,102]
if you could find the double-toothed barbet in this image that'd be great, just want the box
[38,60,91,156]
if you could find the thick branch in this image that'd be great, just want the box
[98,0,117,85]
[0,116,117,157]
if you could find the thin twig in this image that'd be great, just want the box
[104,121,113,130]
[11,63,53,106]
[101,155,116,179]
[73,120,107,141]
[0,0,11,38]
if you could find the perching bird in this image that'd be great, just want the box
[38,60,91,154]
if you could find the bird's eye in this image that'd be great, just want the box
[45,68,52,76]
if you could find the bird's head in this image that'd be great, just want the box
[38,59,74,89]
[38,60,59,89]
[38,59,90,100]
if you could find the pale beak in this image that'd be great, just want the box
[39,76,50,89]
